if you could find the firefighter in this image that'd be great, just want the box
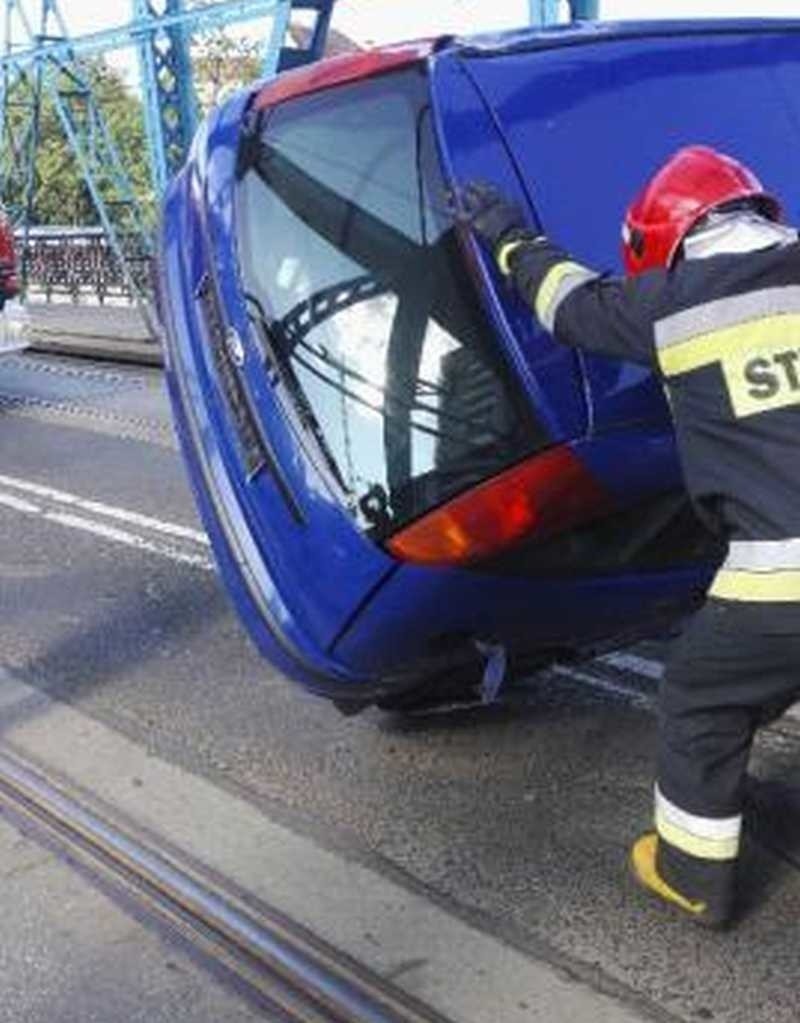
[459,146,800,928]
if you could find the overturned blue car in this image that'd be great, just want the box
[157,18,800,710]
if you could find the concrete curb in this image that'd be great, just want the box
[21,303,164,369]
[29,333,164,368]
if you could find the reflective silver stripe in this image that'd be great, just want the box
[535,262,598,333]
[496,238,527,276]
[655,285,800,352]
[655,786,741,861]
[723,538,800,571]
[710,539,800,601]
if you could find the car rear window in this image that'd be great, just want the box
[235,68,542,537]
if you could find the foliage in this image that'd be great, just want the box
[192,29,262,113]
[2,58,152,227]
[0,30,267,229]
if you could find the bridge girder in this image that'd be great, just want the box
[0,0,336,304]
[529,0,599,22]
[1,1,336,198]
[134,0,200,196]
[1,0,594,306]
[1,0,151,307]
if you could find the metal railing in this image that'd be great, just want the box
[17,228,152,304]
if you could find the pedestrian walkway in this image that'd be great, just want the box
[24,301,162,366]
[0,668,655,1023]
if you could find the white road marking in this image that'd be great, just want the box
[78,498,209,545]
[549,663,654,708]
[0,490,40,514]
[0,473,213,571]
[0,472,209,545]
[44,512,214,571]
[556,652,800,731]
[599,651,665,680]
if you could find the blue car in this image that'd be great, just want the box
[157,18,800,711]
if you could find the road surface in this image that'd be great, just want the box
[1,350,799,1022]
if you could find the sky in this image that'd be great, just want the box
[10,0,800,46]
[5,1,800,84]
[334,0,800,43]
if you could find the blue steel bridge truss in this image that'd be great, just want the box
[0,0,335,300]
[0,0,593,303]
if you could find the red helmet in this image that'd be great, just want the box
[622,145,781,276]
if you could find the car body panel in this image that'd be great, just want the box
[161,138,398,698]
[158,19,800,705]
[428,52,588,443]
[182,89,398,657]
[333,559,703,677]
[459,20,800,436]
[252,40,438,111]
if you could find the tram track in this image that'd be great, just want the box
[0,747,451,1023]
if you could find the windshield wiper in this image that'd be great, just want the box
[244,292,350,493]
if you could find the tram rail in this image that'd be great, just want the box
[0,747,451,1023]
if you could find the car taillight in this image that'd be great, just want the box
[385,445,610,567]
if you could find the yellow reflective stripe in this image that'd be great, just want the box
[496,238,527,276]
[709,568,800,602]
[534,260,592,327]
[657,313,800,377]
[655,812,739,861]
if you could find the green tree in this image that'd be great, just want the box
[2,57,151,227]
[191,29,261,113]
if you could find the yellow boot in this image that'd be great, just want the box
[629,833,732,929]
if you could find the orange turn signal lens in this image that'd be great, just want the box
[386,445,609,567]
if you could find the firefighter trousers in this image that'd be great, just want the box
[654,597,800,908]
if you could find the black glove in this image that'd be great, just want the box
[454,180,525,251]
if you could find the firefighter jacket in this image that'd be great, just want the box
[502,234,800,603]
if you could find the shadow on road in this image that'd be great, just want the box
[0,566,226,728]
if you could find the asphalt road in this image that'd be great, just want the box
[1,351,800,1023]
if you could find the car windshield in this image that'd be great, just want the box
[235,68,541,537]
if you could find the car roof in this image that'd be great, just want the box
[454,17,800,55]
[450,17,800,273]
[253,18,800,112]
